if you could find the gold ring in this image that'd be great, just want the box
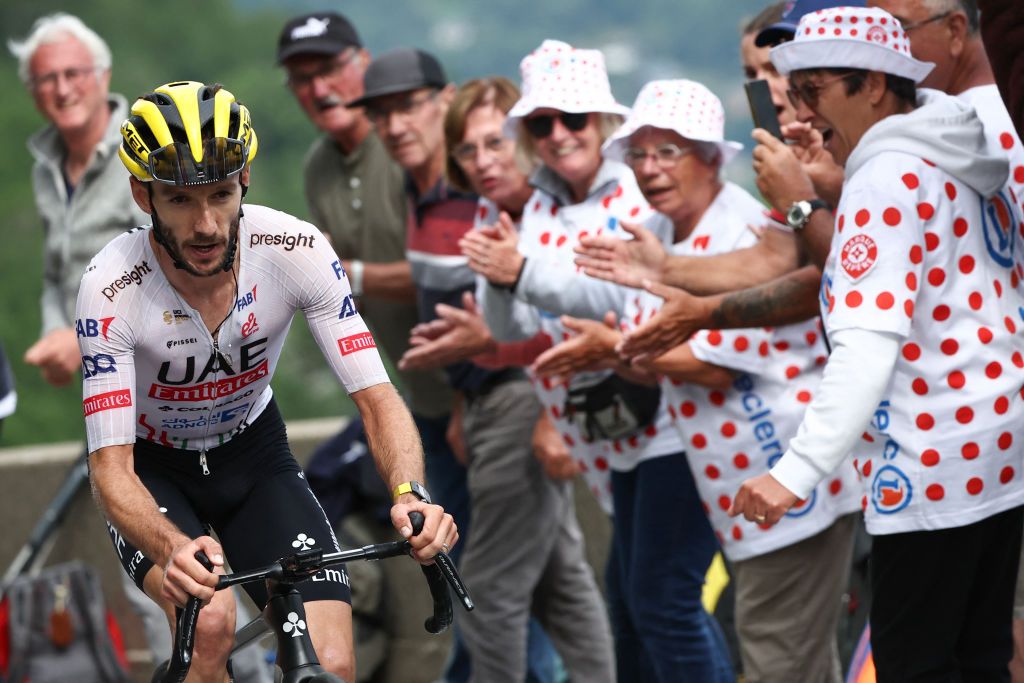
[441,542,451,554]
[754,514,767,523]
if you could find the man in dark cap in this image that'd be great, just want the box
[353,49,572,682]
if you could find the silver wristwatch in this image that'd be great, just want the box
[785,199,829,231]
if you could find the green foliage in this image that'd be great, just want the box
[0,0,767,446]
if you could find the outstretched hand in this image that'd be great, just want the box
[460,212,524,287]
[573,221,667,288]
[531,312,621,382]
[399,292,494,370]
[616,280,712,363]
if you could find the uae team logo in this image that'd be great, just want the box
[871,464,912,514]
[840,234,878,280]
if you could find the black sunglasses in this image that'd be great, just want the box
[523,112,590,138]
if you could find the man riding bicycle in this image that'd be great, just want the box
[76,80,457,683]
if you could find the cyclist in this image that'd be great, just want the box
[76,80,457,683]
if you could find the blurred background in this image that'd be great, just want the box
[1,0,769,447]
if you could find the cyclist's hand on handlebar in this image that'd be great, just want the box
[391,500,459,565]
[161,536,224,608]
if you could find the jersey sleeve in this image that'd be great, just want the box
[689,326,773,376]
[284,224,391,394]
[825,179,925,337]
[76,261,138,453]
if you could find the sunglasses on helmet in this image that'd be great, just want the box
[148,137,248,186]
[523,112,590,139]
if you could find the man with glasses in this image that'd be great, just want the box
[728,7,1024,679]
[9,13,148,388]
[277,15,459,679]
[351,50,566,682]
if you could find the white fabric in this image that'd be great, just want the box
[625,183,859,560]
[77,204,391,453]
[792,104,1024,534]
[480,163,655,511]
[603,80,743,165]
[769,328,899,500]
[504,39,629,136]
[771,6,934,83]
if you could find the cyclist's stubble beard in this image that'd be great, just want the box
[150,203,241,277]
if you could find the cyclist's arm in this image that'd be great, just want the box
[351,383,424,493]
[88,443,190,568]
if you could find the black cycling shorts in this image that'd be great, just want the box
[105,399,351,607]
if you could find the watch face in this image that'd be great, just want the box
[787,204,806,226]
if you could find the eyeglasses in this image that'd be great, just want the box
[786,71,857,109]
[451,135,510,165]
[364,91,437,126]
[286,51,358,91]
[900,10,952,32]
[522,112,589,139]
[30,65,100,93]
[623,143,696,169]
[148,137,248,186]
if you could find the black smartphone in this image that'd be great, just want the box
[744,79,784,140]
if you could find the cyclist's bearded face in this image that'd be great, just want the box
[148,176,244,277]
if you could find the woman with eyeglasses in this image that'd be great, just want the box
[463,44,738,683]
[422,76,617,683]
[531,79,861,683]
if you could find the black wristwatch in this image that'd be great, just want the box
[392,480,432,504]
[785,199,830,231]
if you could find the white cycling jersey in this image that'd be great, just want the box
[76,204,390,455]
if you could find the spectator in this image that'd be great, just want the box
[349,49,566,683]
[8,14,270,682]
[730,7,1024,680]
[467,41,733,683]
[277,12,454,429]
[400,76,615,683]
[534,78,860,683]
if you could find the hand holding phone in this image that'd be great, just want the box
[745,80,783,140]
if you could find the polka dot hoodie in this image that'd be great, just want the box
[624,183,860,560]
[819,89,1024,534]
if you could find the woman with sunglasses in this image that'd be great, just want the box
[464,43,735,682]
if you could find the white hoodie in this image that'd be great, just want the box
[771,89,1024,535]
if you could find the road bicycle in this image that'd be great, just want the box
[153,512,472,683]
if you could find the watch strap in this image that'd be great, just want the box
[392,480,432,504]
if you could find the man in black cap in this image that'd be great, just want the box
[277,17,461,679]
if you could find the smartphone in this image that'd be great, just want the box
[744,79,784,140]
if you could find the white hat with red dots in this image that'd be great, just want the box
[770,6,934,83]
[504,39,630,136]
[602,79,743,166]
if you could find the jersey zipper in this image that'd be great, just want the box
[199,450,210,476]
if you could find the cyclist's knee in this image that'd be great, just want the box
[317,644,355,683]
[193,592,236,660]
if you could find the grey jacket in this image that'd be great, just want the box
[28,93,149,334]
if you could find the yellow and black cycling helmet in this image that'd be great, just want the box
[119,81,258,186]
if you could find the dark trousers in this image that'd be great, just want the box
[870,505,1024,682]
[607,454,734,683]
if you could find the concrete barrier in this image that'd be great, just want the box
[0,418,611,682]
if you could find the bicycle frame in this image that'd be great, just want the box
[155,513,472,683]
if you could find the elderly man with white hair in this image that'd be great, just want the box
[729,6,1024,680]
[8,13,147,387]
